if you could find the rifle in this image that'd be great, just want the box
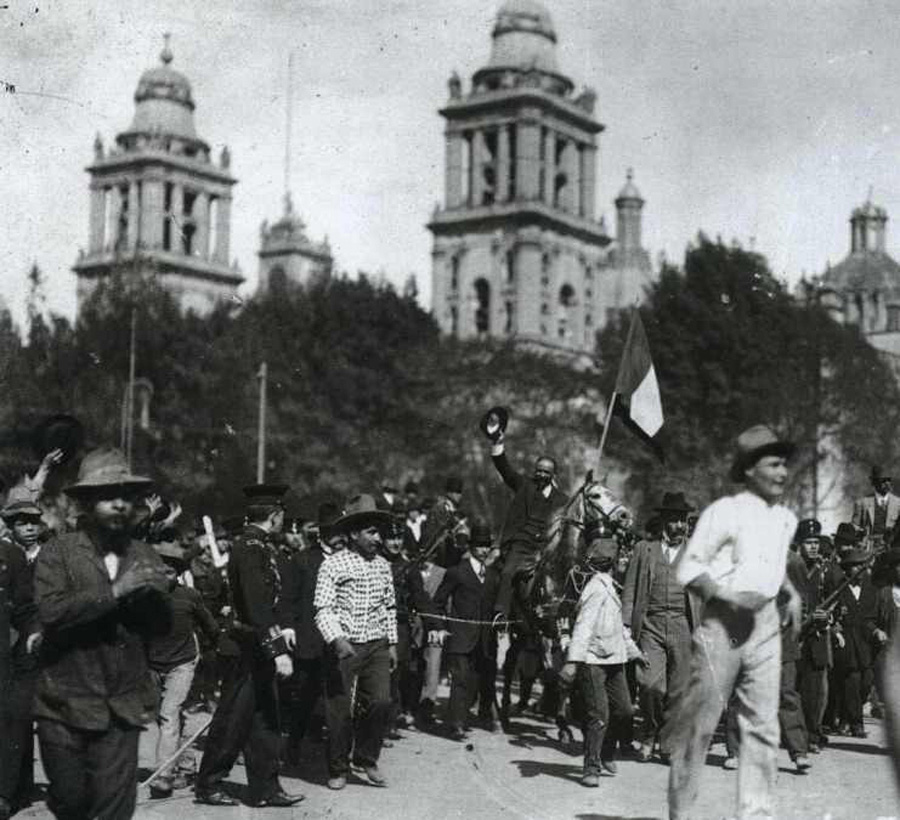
[799,553,878,640]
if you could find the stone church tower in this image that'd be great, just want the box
[428,0,652,356]
[73,37,242,314]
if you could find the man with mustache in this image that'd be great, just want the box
[32,449,172,820]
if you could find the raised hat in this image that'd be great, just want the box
[333,493,393,534]
[479,406,510,441]
[653,491,695,516]
[242,483,289,507]
[729,425,796,483]
[31,413,85,465]
[794,518,823,543]
[65,448,152,497]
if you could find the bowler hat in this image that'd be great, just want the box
[332,493,393,534]
[833,522,860,547]
[839,548,870,567]
[65,448,152,497]
[729,425,796,483]
[794,518,822,543]
[653,492,695,516]
[469,521,492,548]
[317,501,342,537]
[479,406,510,441]
[870,465,892,483]
[243,484,289,508]
[31,413,85,464]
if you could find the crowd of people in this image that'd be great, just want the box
[0,414,898,819]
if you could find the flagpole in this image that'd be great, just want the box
[596,391,618,470]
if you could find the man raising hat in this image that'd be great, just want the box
[194,483,304,808]
[33,448,171,820]
[314,494,398,790]
[667,425,803,820]
[621,491,701,764]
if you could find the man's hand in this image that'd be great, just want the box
[282,628,296,651]
[559,661,578,685]
[874,628,889,644]
[428,629,449,646]
[26,632,43,655]
[274,654,294,679]
[834,631,846,649]
[111,558,168,600]
[389,645,398,672]
[332,636,356,660]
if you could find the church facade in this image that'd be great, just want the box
[72,38,243,315]
[428,0,652,357]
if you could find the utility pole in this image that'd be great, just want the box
[126,307,137,469]
[256,361,268,483]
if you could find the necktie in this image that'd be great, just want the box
[477,563,485,583]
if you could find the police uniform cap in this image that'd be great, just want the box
[242,483,289,507]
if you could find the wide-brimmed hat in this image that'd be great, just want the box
[833,522,860,547]
[653,491,695,517]
[31,413,85,465]
[154,540,188,565]
[794,518,823,543]
[479,406,510,441]
[839,548,870,567]
[729,425,796,483]
[64,448,153,498]
[333,493,394,534]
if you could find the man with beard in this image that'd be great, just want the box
[487,426,567,619]
[315,494,398,790]
[621,491,701,764]
[194,484,304,808]
[33,449,171,820]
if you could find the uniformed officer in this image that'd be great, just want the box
[194,484,304,808]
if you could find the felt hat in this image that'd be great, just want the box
[479,406,510,441]
[871,465,892,483]
[332,493,393,534]
[155,540,188,565]
[403,480,419,496]
[31,413,85,464]
[794,518,823,543]
[730,425,796,483]
[653,491,695,516]
[64,448,152,497]
[242,484,289,508]
[833,522,860,548]
[316,501,342,539]
[839,548,870,567]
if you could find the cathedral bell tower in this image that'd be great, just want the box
[73,36,242,314]
[428,0,613,355]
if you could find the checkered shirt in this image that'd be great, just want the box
[314,550,398,645]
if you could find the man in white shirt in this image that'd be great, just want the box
[667,425,802,820]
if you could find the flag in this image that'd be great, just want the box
[611,310,664,459]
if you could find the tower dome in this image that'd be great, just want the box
[616,168,643,203]
[488,0,559,73]
[125,35,200,143]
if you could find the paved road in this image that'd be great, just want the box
[18,706,899,820]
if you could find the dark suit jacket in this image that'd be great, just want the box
[833,574,878,671]
[491,451,567,550]
[229,525,284,643]
[293,546,326,660]
[433,559,499,656]
[620,539,701,642]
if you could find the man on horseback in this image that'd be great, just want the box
[483,413,567,620]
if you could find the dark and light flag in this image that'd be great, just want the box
[613,310,664,456]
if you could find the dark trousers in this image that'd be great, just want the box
[37,717,140,820]
[496,542,540,616]
[779,660,808,755]
[283,656,324,753]
[638,612,692,754]
[840,665,874,728]
[446,649,498,729]
[577,663,633,775]
[323,638,392,776]
[196,642,282,803]
[797,658,829,742]
[390,622,416,718]
[0,667,37,806]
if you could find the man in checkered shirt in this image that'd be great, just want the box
[314,494,398,791]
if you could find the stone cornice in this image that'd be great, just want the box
[86,150,236,186]
[72,250,244,287]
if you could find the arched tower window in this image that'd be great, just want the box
[505,249,516,285]
[558,283,576,341]
[474,278,491,335]
[450,257,460,291]
[541,253,551,288]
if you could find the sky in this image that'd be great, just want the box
[3,0,900,326]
